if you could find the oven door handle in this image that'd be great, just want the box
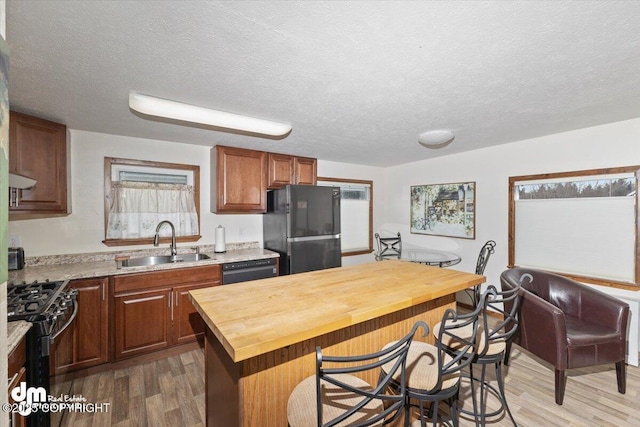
[49,299,79,344]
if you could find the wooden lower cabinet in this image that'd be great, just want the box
[8,367,27,427]
[113,265,221,361]
[8,335,27,427]
[173,283,210,345]
[50,277,110,375]
[114,288,172,359]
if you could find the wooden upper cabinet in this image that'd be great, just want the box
[211,145,268,213]
[267,153,317,189]
[9,111,69,217]
[267,153,294,189]
[293,156,317,186]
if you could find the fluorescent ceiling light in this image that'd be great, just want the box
[418,130,455,149]
[129,92,292,137]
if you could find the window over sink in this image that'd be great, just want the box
[103,157,201,247]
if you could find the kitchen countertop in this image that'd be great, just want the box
[8,245,279,283]
[7,320,32,355]
[189,259,485,362]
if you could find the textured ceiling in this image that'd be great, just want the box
[6,1,640,167]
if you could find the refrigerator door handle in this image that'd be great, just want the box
[288,234,341,243]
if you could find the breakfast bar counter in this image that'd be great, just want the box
[189,260,485,426]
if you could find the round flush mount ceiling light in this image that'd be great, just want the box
[418,129,455,149]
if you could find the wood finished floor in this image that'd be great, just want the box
[51,346,640,426]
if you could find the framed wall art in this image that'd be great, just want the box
[410,181,475,239]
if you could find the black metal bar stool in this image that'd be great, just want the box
[287,321,428,427]
[465,240,496,309]
[379,301,485,426]
[438,282,522,426]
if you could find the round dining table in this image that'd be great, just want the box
[375,247,461,267]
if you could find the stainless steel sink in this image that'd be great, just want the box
[120,253,211,268]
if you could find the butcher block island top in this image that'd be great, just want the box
[189,259,485,363]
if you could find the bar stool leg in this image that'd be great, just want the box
[495,360,517,426]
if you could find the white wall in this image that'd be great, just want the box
[9,119,640,275]
[9,130,264,256]
[384,118,640,291]
[9,130,385,258]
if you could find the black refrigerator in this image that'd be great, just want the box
[263,185,341,275]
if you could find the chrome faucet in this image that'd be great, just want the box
[154,220,177,256]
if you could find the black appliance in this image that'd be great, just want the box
[7,280,78,427]
[221,258,278,284]
[8,247,25,271]
[263,185,341,275]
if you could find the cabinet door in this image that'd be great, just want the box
[294,157,317,185]
[9,111,68,216]
[114,289,171,360]
[50,278,110,374]
[8,367,27,427]
[212,146,267,213]
[267,153,294,189]
[172,281,219,345]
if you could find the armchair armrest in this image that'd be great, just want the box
[518,288,569,368]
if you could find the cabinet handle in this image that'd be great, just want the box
[174,291,178,306]
[168,291,172,308]
[8,372,19,387]
[169,291,174,321]
[102,283,105,301]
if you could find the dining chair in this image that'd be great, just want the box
[375,232,402,260]
[287,321,428,427]
[379,301,485,426]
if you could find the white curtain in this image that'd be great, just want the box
[106,182,199,239]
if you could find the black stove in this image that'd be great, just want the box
[8,280,68,320]
[7,279,78,427]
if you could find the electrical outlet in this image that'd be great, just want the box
[9,235,21,248]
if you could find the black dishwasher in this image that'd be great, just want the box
[221,258,278,284]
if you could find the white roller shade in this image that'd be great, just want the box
[515,197,635,282]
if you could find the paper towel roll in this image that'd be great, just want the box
[215,225,226,253]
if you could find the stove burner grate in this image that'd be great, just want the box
[7,279,69,321]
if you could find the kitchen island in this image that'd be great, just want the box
[189,260,484,426]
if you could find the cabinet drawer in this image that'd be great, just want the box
[113,264,221,293]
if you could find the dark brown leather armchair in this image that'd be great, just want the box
[500,267,629,405]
